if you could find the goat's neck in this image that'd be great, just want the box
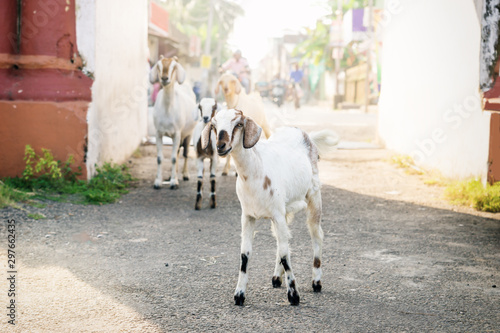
[231,146,262,179]
[161,84,176,109]
[225,93,239,109]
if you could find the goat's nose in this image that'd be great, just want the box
[203,116,209,123]
[217,142,226,151]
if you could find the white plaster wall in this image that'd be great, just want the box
[77,0,149,177]
[378,0,491,180]
[76,0,95,74]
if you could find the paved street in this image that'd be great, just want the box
[1,101,499,332]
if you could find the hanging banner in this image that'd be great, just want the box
[201,54,212,69]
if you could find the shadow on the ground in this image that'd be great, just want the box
[4,168,500,332]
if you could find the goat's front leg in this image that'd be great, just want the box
[272,215,300,305]
[209,154,217,208]
[154,131,164,189]
[222,155,231,176]
[234,214,256,306]
[181,135,191,181]
[195,157,204,210]
[169,132,182,189]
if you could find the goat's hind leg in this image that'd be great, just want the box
[271,221,284,288]
[154,132,164,189]
[169,132,181,189]
[307,190,324,292]
[181,136,190,181]
[209,155,217,209]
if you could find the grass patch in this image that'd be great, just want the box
[27,213,46,220]
[389,154,424,175]
[0,181,33,209]
[445,179,500,213]
[2,145,134,209]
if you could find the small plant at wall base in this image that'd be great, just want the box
[1,145,134,209]
[445,179,500,213]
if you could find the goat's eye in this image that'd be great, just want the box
[236,123,243,128]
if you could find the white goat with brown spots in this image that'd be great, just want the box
[201,108,339,306]
[192,98,219,210]
[150,56,197,189]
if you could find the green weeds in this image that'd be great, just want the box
[1,145,134,213]
[445,179,500,213]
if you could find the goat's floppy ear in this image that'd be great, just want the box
[149,62,159,84]
[243,117,262,149]
[234,78,242,94]
[201,123,212,150]
[175,62,186,84]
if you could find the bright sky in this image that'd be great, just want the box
[228,0,331,68]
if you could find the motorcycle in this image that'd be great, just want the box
[271,79,286,107]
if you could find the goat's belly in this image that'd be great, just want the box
[236,187,275,219]
[286,201,307,215]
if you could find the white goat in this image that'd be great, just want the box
[150,56,197,189]
[201,108,339,306]
[192,98,219,210]
[215,73,272,175]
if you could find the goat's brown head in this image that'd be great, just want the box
[149,55,186,87]
[201,108,261,157]
[215,73,242,97]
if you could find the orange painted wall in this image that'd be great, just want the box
[488,113,500,184]
[0,100,89,179]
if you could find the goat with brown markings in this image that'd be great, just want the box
[192,98,219,210]
[201,108,339,306]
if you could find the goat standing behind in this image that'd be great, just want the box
[215,73,272,175]
[192,98,219,210]
[150,56,197,189]
[201,108,339,306]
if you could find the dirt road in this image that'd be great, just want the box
[1,103,499,332]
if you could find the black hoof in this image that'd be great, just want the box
[234,292,245,306]
[272,276,282,288]
[195,204,201,210]
[287,290,300,306]
[210,203,217,209]
[170,184,179,190]
[183,176,189,181]
[312,280,322,292]
[153,184,161,190]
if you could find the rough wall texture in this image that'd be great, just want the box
[479,0,500,90]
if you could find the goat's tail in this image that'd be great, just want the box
[309,129,340,157]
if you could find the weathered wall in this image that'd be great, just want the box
[76,0,149,177]
[378,0,491,180]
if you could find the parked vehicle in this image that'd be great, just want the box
[254,81,270,98]
[271,79,286,107]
